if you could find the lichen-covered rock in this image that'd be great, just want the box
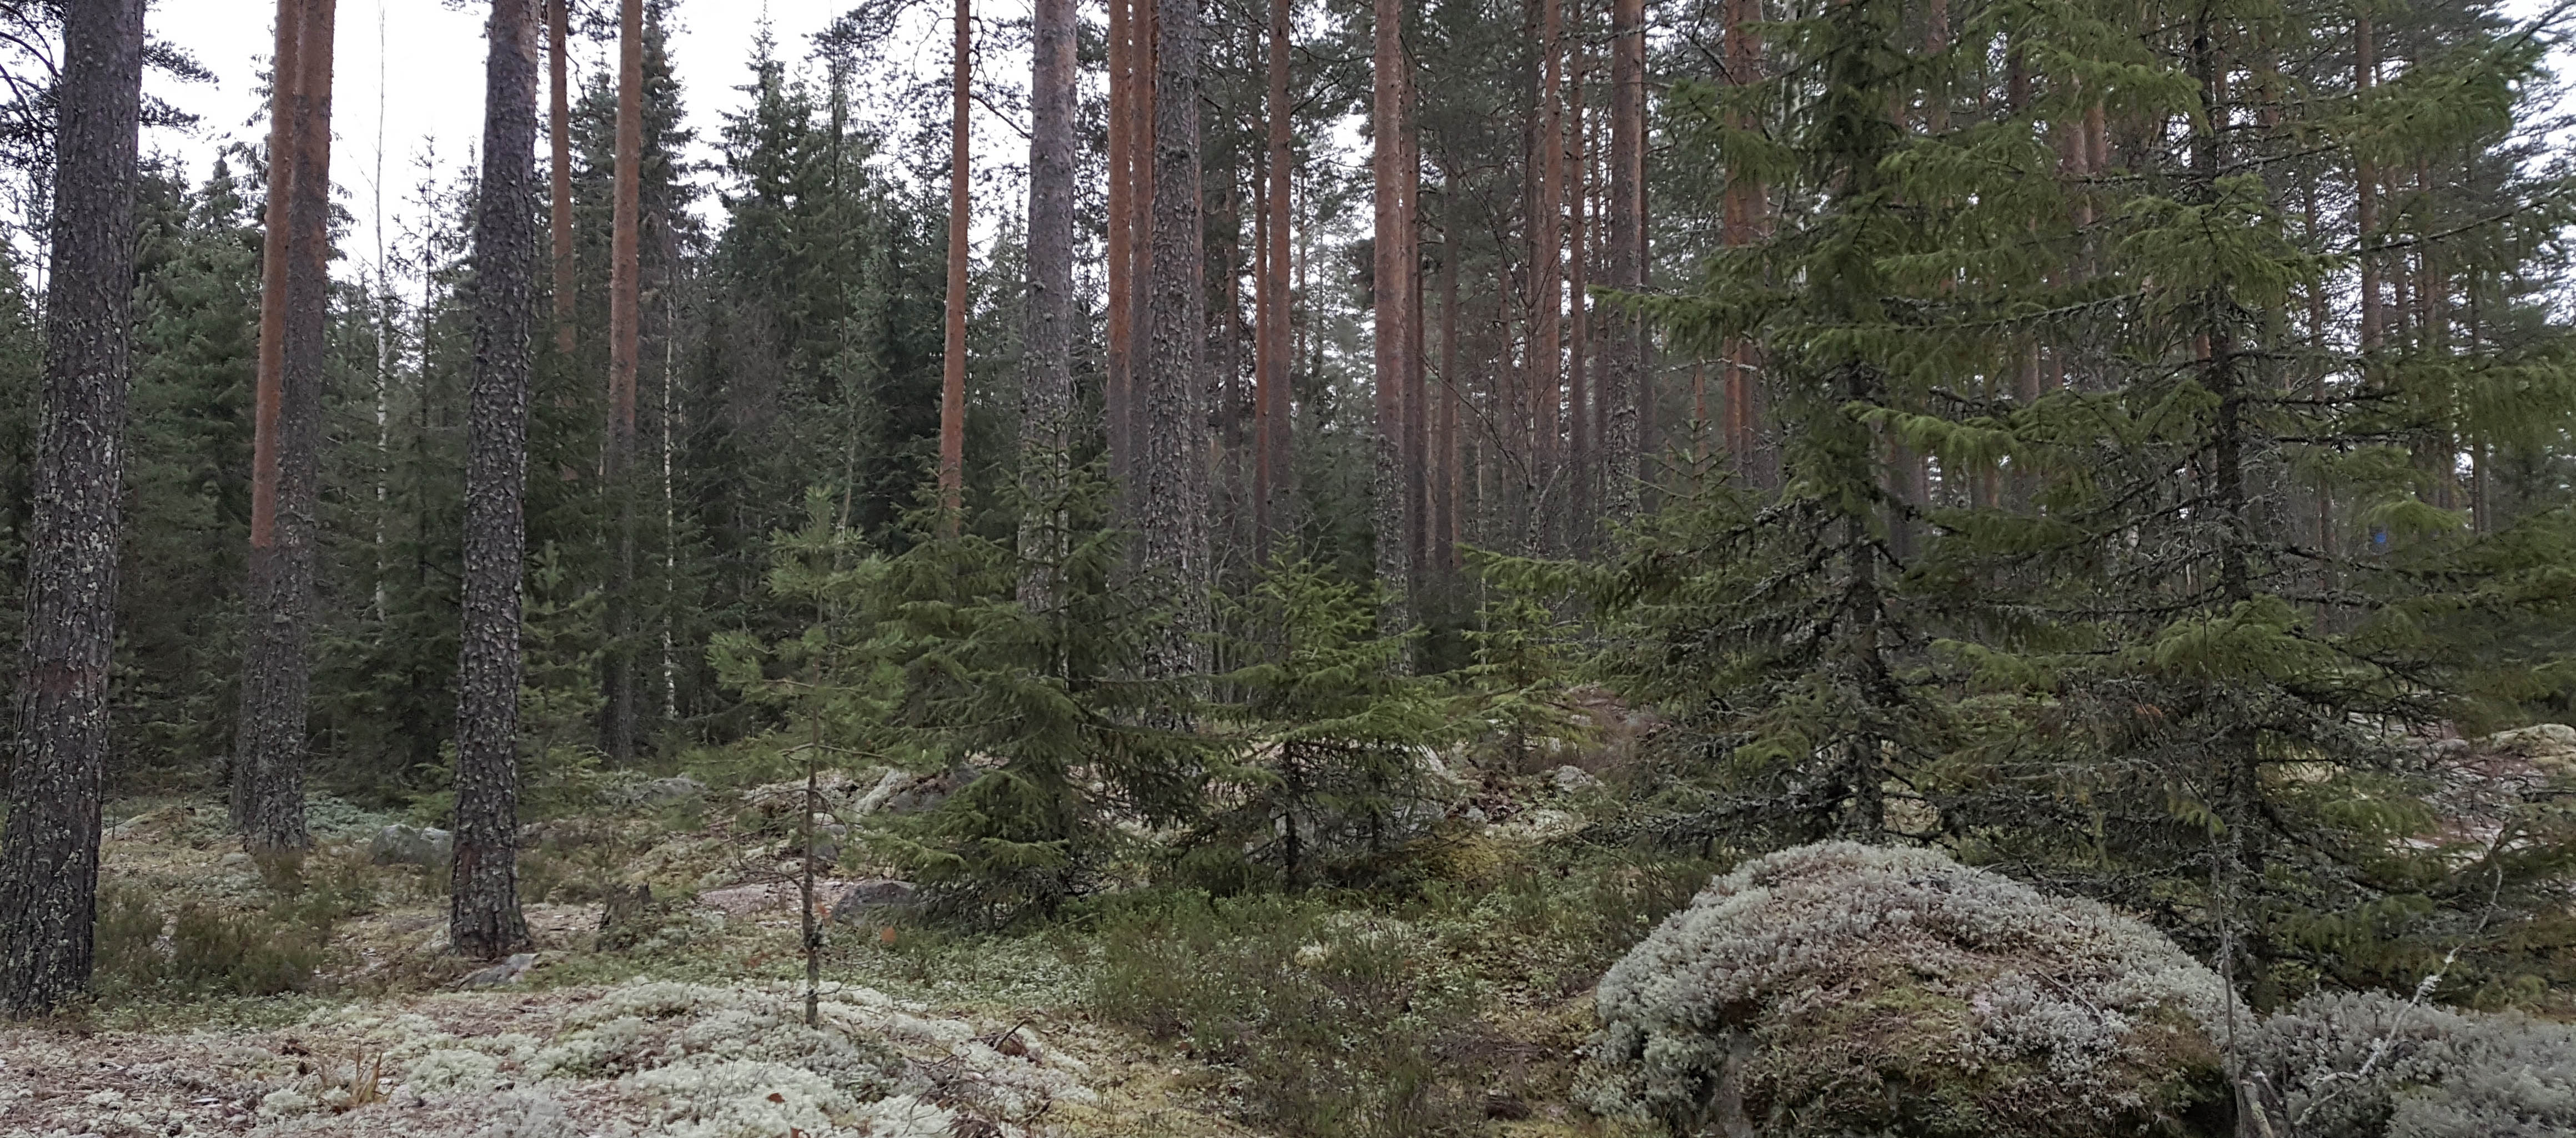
[2482,723,2576,777]
[369,823,454,867]
[1586,842,2228,1138]
[2239,990,2576,1138]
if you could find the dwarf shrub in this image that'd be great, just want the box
[2239,989,2576,1137]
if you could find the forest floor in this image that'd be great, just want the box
[0,756,1682,1138]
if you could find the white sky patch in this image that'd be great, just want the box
[144,0,1038,288]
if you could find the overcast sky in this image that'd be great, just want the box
[142,1,1006,280]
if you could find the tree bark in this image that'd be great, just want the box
[1405,137,1428,588]
[1143,0,1209,679]
[234,0,335,852]
[1438,210,1460,572]
[1256,0,1294,559]
[1530,0,1564,550]
[549,0,573,358]
[940,0,971,525]
[1019,0,1075,608]
[601,0,642,763]
[453,0,541,961]
[0,0,143,1018]
[1372,0,1414,635]
[1568,37,1591,547]
[1600,0,1644,521]
[1106,0,1135,506]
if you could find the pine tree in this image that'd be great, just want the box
[1018,0,1076,608]
[234,0,336,852]
[451,0,541,960]
[0,0,144,1016]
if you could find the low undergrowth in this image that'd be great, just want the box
[1085,847,1713,1138]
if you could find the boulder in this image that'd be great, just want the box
[1588,842,2226,1138]
[1550,764,1601,794]
[368,824,453,867]
[458,952,538,988]
[830,879,920,924]
[604,775,706,808]
[2483,723,2576,776]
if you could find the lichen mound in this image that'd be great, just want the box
[2240,990,2576,1138]
[1587,842,2229,1137]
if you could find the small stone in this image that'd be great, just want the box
[1550,765,1601,794]
[457,952,538,988]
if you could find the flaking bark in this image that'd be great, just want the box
[452,0,541,961]
[0,0,144,1017]
[1142,0,1210,681]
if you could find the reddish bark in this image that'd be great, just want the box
[1372,0,1414,627]
[1105,0,1134,498]
[602,0,642,762]
[235,0,336,851]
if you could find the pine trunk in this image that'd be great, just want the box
[1600,0,1644,521]
[0,0,144,1017]
[1372,0,1414,635]
[1143,0,1210,680]
[1105,0,1136,503]
[1438,216,1460,572]
[1530,0,1564,550]
[1256,0,1294,559]
[235,0,335,852]
[1568,41,1591,548]
[549,0,573,357]
[601,0,642,763]
[1405,142,1428,588]
[941,0,971,523]
[453,0,541,961]
[1019,0,1076,608]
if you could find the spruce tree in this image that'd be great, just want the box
[1209,558,1448,888]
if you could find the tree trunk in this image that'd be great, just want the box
[1406,140,1429,591]
[0,0,143,1018]
[1530,0,1564,550]
[1568,38,1591,548]
[1143,0,1209,680]
[1438,216,1460,573]
[2355,11,2378,352]
[1106,0,1136,506]
[940,0,971,525]
[1372,0,1414,635]
[601,0,642,763]
[453,0,541,961]
[1256,0,1294,560]
[549,0,573,358]
[1019,0,1075,608]
[1600,0,1644,521]
[234,0,335,852]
